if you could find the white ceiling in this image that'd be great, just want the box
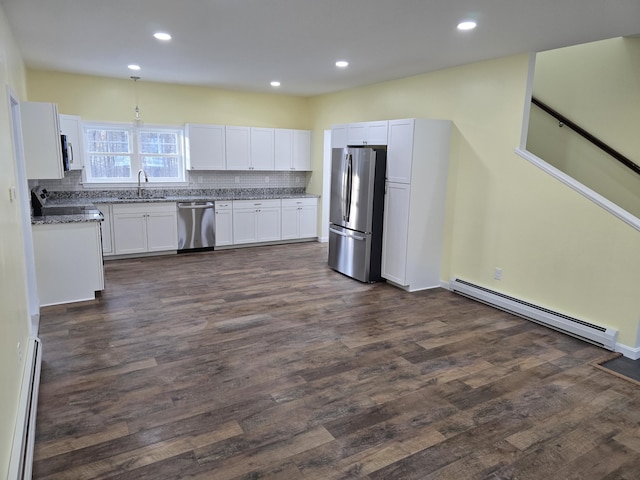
[2,0,640,96]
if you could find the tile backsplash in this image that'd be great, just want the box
[31,169,308,192]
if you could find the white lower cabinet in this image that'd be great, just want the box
[281,198,317,240]
[381,183,411,284]
[214,201,233,247]
[32,221,104,306]
[94,204,113,255]
[112,203,178,255]
[232,199,281,244]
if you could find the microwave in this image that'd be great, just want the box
[60,134,70,172]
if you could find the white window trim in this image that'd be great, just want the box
[83,121,186,185]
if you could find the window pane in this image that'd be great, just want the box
[140,131,178,155]
[86,129,131,154]
[142,156,180,178]
[89,155,131,178]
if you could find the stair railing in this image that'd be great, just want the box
[531,96,640,176]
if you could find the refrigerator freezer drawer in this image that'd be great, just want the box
[328,226,374,283]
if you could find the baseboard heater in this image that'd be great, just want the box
[449,278,617,350]
[8,337,42,480]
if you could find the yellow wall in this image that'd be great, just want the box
[309,54,640,348]
[527,37,640,218]
[532,37,640,160]
[23,39,640,350]
[0,5,32,477]
[26,70,312,128]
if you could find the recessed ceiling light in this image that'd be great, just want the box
[335,60,349,68]
[153,32,172,41]
[457,21,477,31]
[270,81,281,87]
[128,64,141,71]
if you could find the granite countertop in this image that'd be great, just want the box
[31,188,319,224]
[32,210,103,225]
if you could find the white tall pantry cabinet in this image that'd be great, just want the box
[381,118,451,291]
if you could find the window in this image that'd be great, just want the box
[84,123,184,183]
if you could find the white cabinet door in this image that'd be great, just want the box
[299,204,317,238]
[113,203,177,254]
[147,211,178,252]
[281,205,299,240]
[226,126,251,170]
[281,198,317,239]
[94,203,113,255]
[214,202,233,246]
[292,130,311,170]
[59,114,84,171]
[274,129,293,170]
[186,123,226,170]
[331,124,347,148]
[346,121,388,146]
[387,119,415,184]
[275,129,311,171]
[232,208,257,244]
[346,123,367,146]
[367,121,389,145]
[113,212,147,255]
[21,101,64,179]
[250,127,275,170]
[32,222,104,306]
[257,207,281,242]
[381,182,411,285]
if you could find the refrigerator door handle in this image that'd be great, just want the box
[345,153,353,222]
[341,152,348,221]
[329,226,366,241]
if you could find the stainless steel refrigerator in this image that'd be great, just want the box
[328,147,387,282]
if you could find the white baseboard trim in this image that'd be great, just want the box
[615,343,640,360]
[8,337,42,480]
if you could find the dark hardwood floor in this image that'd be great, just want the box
[34,243,640,479]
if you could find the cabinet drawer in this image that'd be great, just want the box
[281,197,317,208]
[215,201,233,211]
[112,202,177,215]
[233,199,281,210]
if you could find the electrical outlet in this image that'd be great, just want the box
[235,176,240,184]
[264,176,269,184]
[494,268,503,280]
[197,175,203,183]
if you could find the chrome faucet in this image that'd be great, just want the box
[137,169,148,197]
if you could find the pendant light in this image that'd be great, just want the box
[130,75,142,125]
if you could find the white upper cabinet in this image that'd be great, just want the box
[386,119,415,184]
[346,120,388,146]
[226,126,276,170]
[186,123,226,170]
[59,114,84,171]
[21,101,64,179]
[225,126,251,170]
[292,130,311,170]
[250,127,275,170]
[331,124,347,148]
[275,129,311,171]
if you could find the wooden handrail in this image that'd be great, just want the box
[531,96,640,176]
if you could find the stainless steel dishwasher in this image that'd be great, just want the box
[177,201,215,251]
